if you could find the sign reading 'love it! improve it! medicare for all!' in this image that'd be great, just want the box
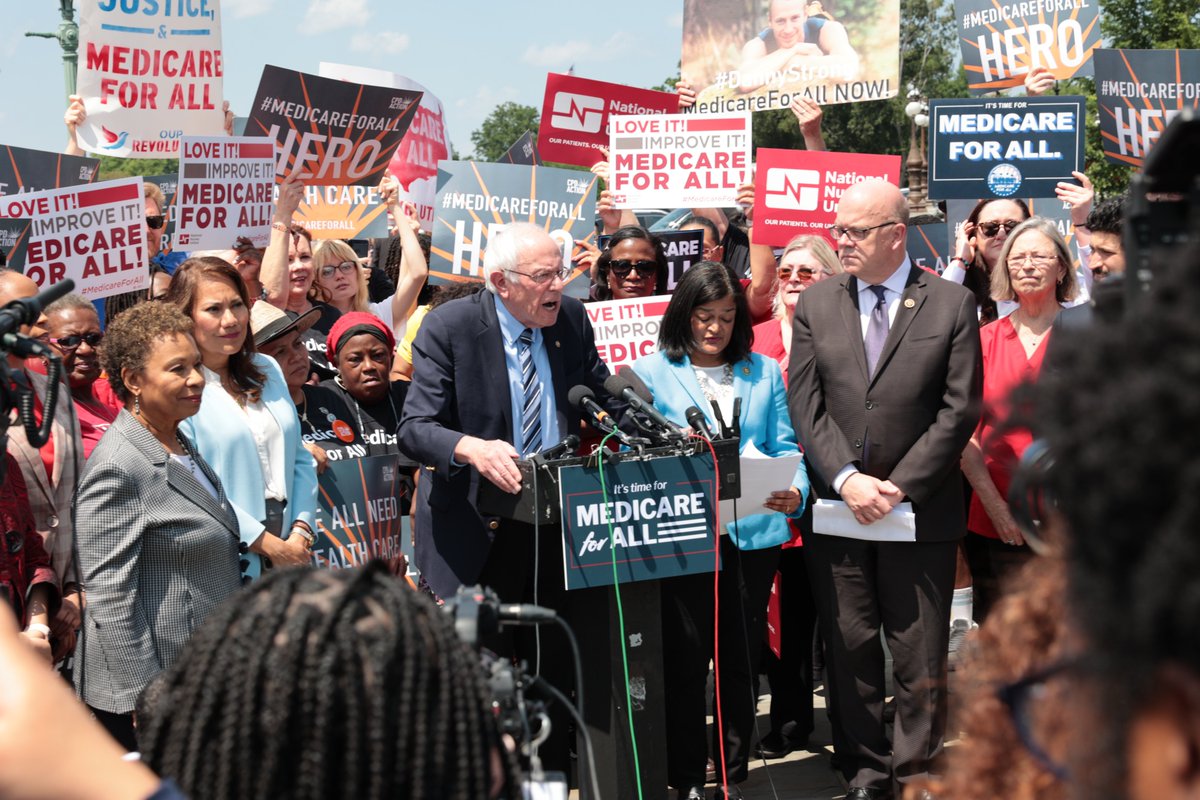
[0,177,147,299]
[76,0,225,158]
[608,113,751,209]
[174,136,275,250]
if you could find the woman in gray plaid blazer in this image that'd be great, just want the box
[73,303,242,750]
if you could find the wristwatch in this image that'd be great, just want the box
[291,526,315,549]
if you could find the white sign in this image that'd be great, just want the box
[585,295,670,375]
[175,136,274,250]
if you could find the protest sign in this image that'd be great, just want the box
[946,196,1082,271]
[608,113,751,209]
[0,146,99,197]
[311,454,406,572]
[537,73,679,167]
[289,185,390,241]
[76,0,224,157]
[599,228,705,291]
[909,221,951,274]
[928,96,1085,200]
[956,0,1100,94]
[174,136,274,250]
[143,173,178,252]
[559,453,718,590]
[501,131,542,166]
[430,160,598,298]
[0,177,146,298]
[681,0,900,113]
[0,219,30,271]
[585,295,670,375]
[751,148,901,246]
[1095,49,1200,168]
[246,65,422,186]
[319,63,451,229]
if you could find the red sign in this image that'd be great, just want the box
[537,73,679,167]
[751,149,902,247]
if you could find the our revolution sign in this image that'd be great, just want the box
[76,0,225,157]
[0,177,146,299]
[608,113,751,209]
[928,96,1086,200]
[311,454,406,573]
[956,0,1100,94]
[537,73,678,168]
[430,160,598,297]
[751,149,901,247]
[586,295,670,375]
[174,136,274,250]
[1095,49,1200,168]
[246,65,423,186]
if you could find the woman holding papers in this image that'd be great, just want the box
[632,261,809,800]
[960,218,1078,621]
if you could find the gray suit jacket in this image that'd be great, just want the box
[787,263,983,541]
[73,411,242,713]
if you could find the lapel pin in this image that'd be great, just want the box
[555,340,561,348]
[904,298,916,308]
[742,366,750,376]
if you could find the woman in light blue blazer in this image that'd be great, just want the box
[632,261,809,800]
[166,257,318,580]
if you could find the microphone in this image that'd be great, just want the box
[538,434,579,461]
[685,406,714,438]
[568,385,635,446]
[0,278,75,340]
[496,603,558,623]
[605,372,683,439]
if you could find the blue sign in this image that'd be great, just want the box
[559,453,718,590]
[928,96,1086,200]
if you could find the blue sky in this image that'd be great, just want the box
[1,0,683,159]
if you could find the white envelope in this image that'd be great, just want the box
[812,498,917,542]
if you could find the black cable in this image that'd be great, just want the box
[550,614,585,729]
[529,675,602,800]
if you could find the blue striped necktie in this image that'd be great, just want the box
[518,328,543,455]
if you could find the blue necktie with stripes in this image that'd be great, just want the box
[518,328,543,456]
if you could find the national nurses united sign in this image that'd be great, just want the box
[928,96,1085,200]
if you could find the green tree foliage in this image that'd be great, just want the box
[469,102,539,162]
[96,155,177,180]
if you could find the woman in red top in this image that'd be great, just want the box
[961,217,1078,621]
[44,295,119,459]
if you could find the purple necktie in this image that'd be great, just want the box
[864,284,889,376]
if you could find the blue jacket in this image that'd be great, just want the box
[178,353,318,579]
[632,351,809,550]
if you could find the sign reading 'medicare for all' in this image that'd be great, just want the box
[1095,49,1200,168]
[586,295,670,375]
[956,0,1100,94]
[608,113,751,209]
[751,149,902,247]
[537,73,679,168]
[0,177,146,299]
[928,96,1086,200]
[246,65,423,186]
[77,0,225,157]
[174,136,274,250]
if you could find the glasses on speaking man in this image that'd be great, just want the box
[50,332,104,351]
[507,264,571,285]
[608,260,657,279]
[145,215,166,230]
[828,221,899,242]
[319,261,359,279]
[977,220,1022,237]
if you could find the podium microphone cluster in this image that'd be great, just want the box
[568,385,636,447]
[606,370,685,443]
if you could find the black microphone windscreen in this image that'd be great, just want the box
[617,366,655,402]
[567,384,595,410]
[603,374,631,399]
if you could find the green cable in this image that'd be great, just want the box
[596,431,645,800]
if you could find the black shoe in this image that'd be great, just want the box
[677,787,705,800]
[755,731,805,759]
[845,788,887,800]
[715,786,744,800]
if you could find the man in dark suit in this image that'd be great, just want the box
[398,222,618,772]
[787,180,982,799]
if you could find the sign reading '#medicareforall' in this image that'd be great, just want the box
[928,95,1085,200]
[537,73,679,168]
[751,148,901,247]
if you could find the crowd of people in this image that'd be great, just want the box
[0,35,1189,800]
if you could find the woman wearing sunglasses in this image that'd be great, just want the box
[944,198,1032,325]
[44,295,119,459]
[591,225,669,301]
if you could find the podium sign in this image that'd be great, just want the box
[559,454,718,590]
[312,453,406,573]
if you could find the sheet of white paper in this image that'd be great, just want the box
[717,441,804,525]
[811,499,917,542]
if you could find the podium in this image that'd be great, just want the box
[479,439,737,800]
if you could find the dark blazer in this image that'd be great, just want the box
[787,263,982,541]
[398,291,618,598]
[73,411,242,714]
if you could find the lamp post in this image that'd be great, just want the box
[904,85,935,216]
[26,0,78,102]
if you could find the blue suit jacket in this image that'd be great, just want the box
[178,353,318,579]
[397,291,620,599]
[631,350,809,550]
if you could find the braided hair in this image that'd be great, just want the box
[137,563,517,800]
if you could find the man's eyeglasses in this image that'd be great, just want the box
[828,221,899,242]
[778,266,824,281]
[50,332,104,351]
[507,265,570,285]
[977,220,1022,237]
[145,215,166,230]
[319,261,359,279]
[609,259,657,279]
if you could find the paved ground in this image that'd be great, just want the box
[737,688,848,800]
